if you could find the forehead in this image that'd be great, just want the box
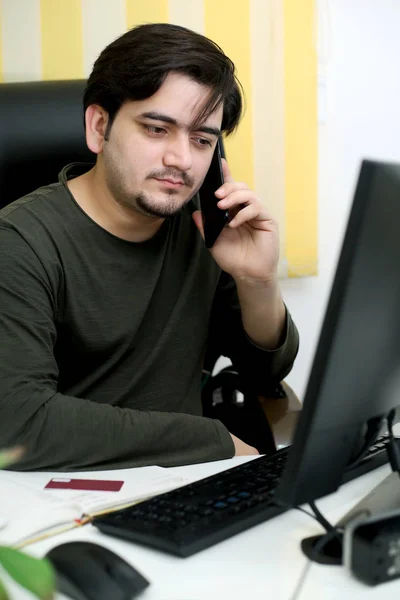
[124,72,223,130]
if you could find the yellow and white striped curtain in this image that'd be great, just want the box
[0,0,317,277]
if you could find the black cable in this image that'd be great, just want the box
[386,408,400,478]
[387,408,396,438]
[277,496,343,546]
[289,519,343,600]
[294,505,326,523]
[346,416,383,470]
[276,498,339,535]
[274,495,345,600]
[308,500,336,532]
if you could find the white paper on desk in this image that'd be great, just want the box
[0,476,78,546]
[43,467,188,516]
[0,466,188,546]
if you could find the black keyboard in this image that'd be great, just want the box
[94,434,390,557]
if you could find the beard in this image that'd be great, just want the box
[135,190,185,218]
[103,147,196,219]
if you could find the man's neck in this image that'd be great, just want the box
[67,166,165,243]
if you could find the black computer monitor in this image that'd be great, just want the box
[275,159,400,508]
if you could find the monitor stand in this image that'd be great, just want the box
[301,471,400,565]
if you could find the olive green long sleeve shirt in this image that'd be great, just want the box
[0,164,299,471]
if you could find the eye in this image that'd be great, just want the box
[193,137,213,148]
[145,125,167,135]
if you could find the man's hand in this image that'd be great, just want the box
[193,157,287,350]
[230,433,259,456]
[192,159,279,285]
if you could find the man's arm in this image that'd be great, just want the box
[204,271,298,393]
[235,277,286,350]
[194,158,299,390]
[0,225,235,471]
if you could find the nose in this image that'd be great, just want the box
[163,134,192,172]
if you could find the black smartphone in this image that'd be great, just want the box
[198,140,229,248]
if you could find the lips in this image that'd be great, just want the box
[154,178,184,187]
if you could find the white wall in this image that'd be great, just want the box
[281,0,400,399]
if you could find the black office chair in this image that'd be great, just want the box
[0,79,94,209]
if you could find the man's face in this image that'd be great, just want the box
[100,72,223,219]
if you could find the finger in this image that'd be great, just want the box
[218,190,273,220]
[228,204,259,228]
[215,181,249,199]
[217,188,256,209]
[221,158,235,183]
[229,204,274,229]
[192,210,205,240]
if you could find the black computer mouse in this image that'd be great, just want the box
[46,541,150,600]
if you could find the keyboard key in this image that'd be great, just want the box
[237,491,250,498]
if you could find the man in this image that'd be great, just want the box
[0,23,299,471]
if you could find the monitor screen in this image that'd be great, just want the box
[276,159,400,507]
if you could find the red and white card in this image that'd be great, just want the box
[44,477,124,492]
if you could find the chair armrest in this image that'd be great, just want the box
[257,381,302,449]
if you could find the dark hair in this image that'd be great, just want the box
[83,23,243,137]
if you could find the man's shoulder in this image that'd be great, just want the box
[0,182,76,271]
[0,182,66,226]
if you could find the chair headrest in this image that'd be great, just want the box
[0,79,95,209]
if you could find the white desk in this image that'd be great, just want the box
[3,457,398,600]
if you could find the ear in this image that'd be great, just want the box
[85,105,109,154]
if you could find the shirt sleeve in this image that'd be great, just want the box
[0,225,234,471]
[204,270,300,394]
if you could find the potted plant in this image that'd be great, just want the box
[0,448,56,600]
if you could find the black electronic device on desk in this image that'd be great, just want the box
[94,160,400,559]
[344,508,400,586]
[93,435,390,558]
[46,541,150,600]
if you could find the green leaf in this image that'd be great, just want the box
[0,447,24,470]
[0,577,10,600]
[0,547,55,600]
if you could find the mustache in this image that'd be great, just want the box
[147,169,194,188]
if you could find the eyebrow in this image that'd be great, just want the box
[139,111,221,137]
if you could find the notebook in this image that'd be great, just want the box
[0,466,188,548]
